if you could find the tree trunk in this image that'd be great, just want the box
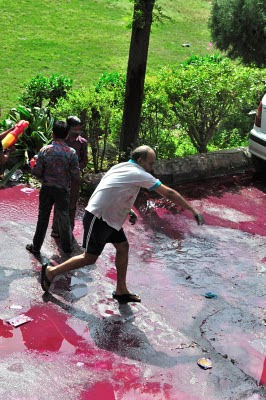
[119,0,156,160]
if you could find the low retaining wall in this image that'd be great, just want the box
[153,147,253,185]
[82,147,253,193]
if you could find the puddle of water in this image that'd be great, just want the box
[0,185,39,222]
[0,305,87,355]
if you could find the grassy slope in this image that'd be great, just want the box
[0,0,215,115]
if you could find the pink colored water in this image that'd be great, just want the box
[0,175,265,399]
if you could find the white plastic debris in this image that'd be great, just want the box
[7,314,33,327]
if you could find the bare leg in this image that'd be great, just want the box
[113,241,130,295]
[46,252,98,285]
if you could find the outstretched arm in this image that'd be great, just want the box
[155,184,204,225]
[0,128,15,165]
[0,127,14,141]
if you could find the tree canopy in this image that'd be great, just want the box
[209,0,266,67]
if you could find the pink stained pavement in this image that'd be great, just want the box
[0,176,265,399]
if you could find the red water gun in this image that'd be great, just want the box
[29,155,38,169]
[1,120,29,150]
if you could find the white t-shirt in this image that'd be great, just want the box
[86,161,161,230]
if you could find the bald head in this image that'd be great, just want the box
[131,145,156,172]
[131,145,155,161]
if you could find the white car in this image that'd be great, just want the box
[249,93,266,163]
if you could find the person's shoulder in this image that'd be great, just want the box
[110,161,135,171]
[40,143,53,153]
[61,142,76,153]
[115,162,151,178]
[127,162,151,176]
[68,146,77,156]
[69,147,78,159]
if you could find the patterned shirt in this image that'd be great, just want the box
[65,135,88,171]
[32,140,80,190]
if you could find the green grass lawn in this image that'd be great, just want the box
[0,0,216,116]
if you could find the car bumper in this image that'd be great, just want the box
[249,128,266,160]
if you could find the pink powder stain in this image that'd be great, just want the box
[1,304,99,357]
[0,319,26,355]
[20,305,90,354]
[136,176,266,238]
[73,218,84,240]
[234,336,266,385]
[105,310,115,315]
[1,304,181,398]
[105,268,117,281]
[203,189,266,236]
[0,185,39,222]
[108,254,116,263]
[0,319,13,339]
[80,379,197,400]
[144,206,190,239]
[81,382,116,400]
[1,179,265,396]
[211,324,265,385]
[111,365,177,400]
[260,357,266,386]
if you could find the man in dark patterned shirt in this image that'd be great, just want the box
[26,120,80,254]
[51,116,88,236]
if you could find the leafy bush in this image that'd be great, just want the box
[94,72,125,148]
[1,105,53,163]
[6,58,265,176]
[54,85,120,172]
[139,76,177,159]
[159,56,266,153]
[174,130,198,157]
[20,74,73,108]
[210,128,249,150]
[95,71,125,94]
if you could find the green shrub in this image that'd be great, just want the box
[159,56,266,153]
[54,85,120,172]
[3,106,54,160]
[210,128,249,150]
[0,105,53,184]
[139,76,177,159]
[20,74,73,108]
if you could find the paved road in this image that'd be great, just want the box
[0,173,265,400]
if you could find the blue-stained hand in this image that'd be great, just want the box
[129,210,137,225]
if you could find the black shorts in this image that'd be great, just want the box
[82,210,127,255]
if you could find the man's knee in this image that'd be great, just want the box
[83,252,98,265]
[115,241,129,255]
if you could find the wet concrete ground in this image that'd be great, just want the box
[0,173,265,400]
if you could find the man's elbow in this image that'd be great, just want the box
[165,188,176,201]
[157,186,175,200]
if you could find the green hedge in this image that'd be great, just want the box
[2,56,266,173]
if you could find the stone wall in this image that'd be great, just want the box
[82,147,253,194]
[153,147,253,185]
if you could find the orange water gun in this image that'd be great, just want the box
[1,120,29,150]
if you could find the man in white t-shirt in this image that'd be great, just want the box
[40,145,204,303]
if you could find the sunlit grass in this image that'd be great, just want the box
[0,0,215,115]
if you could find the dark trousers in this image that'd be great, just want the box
[33,185,72,251]
[52,180,80,232]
